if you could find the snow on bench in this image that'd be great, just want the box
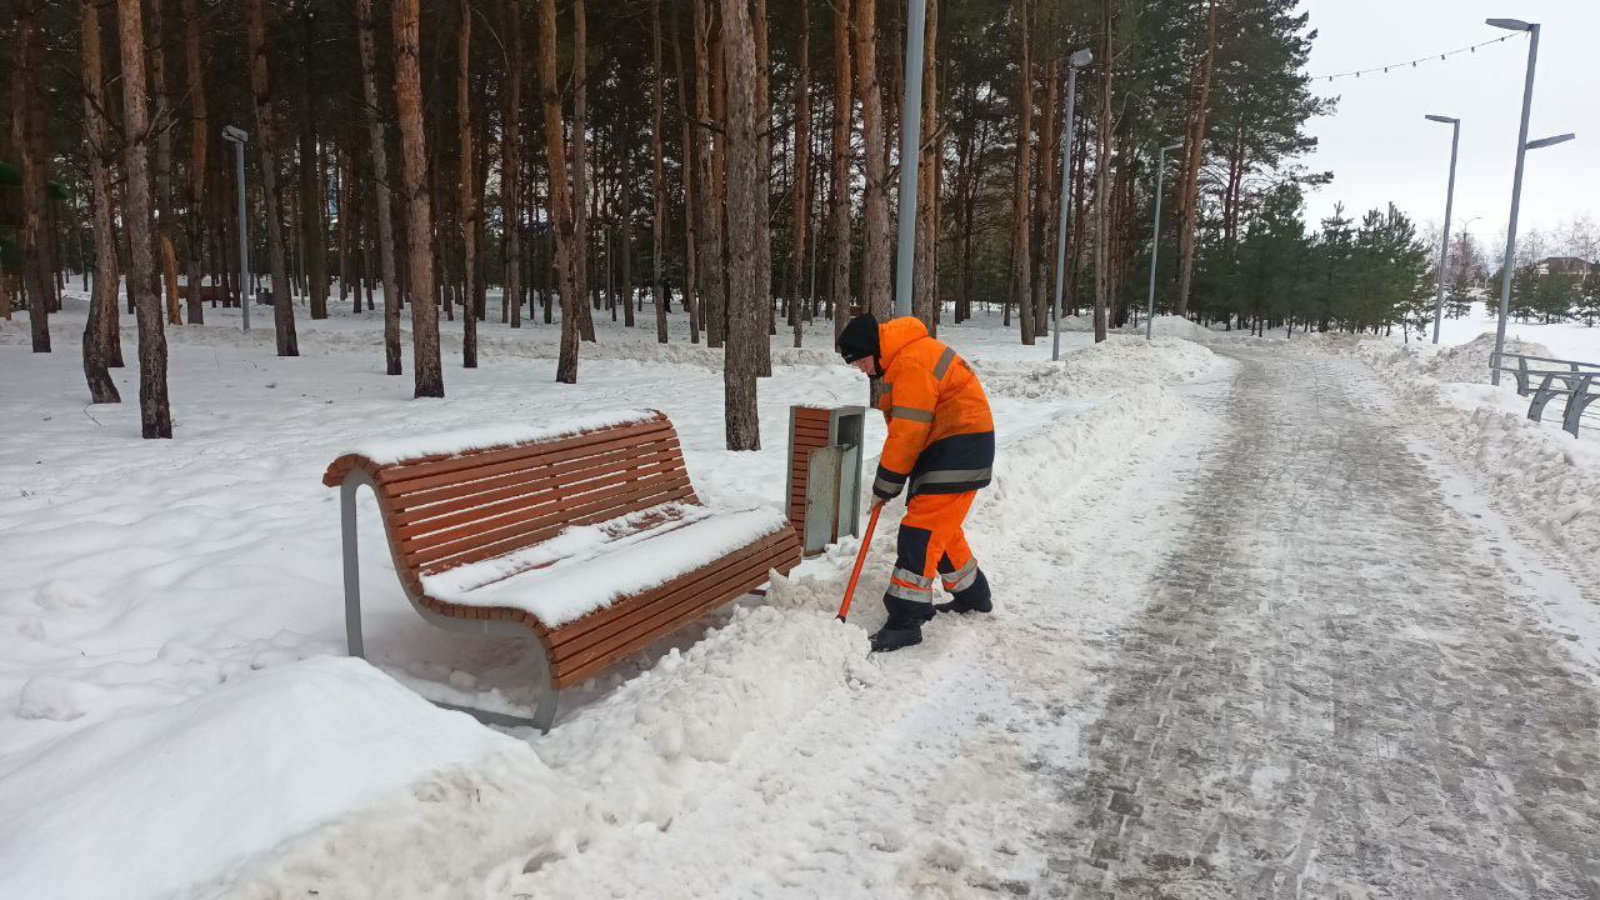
[323,410,803,731]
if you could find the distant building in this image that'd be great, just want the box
[1535,256,1593,279]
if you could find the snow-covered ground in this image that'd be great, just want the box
[4,293,1598,899]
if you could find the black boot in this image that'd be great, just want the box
[936,570,992,615]
[870,596,935,653]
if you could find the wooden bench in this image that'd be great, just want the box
[1491,351,1600,437]
[323,410,802,730]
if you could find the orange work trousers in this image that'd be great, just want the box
[885,491,980,607]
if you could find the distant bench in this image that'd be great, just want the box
[1491,351,1600,437]
[323,410,803,730]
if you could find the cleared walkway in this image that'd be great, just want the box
[1052,346,1600,899]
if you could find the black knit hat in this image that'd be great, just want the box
[836,313,880,363]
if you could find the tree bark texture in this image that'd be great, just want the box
[1092,0,1113,343]
[692,0,726,349]
[246,0,300,356]
[116,0,174,437]
[650,0,669,343]
[393,0,444,395]
[787,0,811,344]
[720,0,763,450]
[504,0,524,329]
[854,0,890,322]
[12,0,51,352]
[1012,0,1035,343]
[457,0,479,366]
[1175,0,1218,318]
[183,0,208,325]
[80,0,120,403]
[537,0,582,383]
[912,0,939,332]
[356,0,402,375]
[828,0,853,335]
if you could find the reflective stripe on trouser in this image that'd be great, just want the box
[884,491,980,615]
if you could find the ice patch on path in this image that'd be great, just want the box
[0,656,517,900]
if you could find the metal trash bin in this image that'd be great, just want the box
[786,405,866,555]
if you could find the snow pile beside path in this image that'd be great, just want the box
[977,335,1216,401]
[0,657,517,900]
[1121,315,1211,342]
[1315,337,1600,578]
[210,604,871,899]
[1424,333,1552,384]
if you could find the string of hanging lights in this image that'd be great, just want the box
[1310,33,1518,83]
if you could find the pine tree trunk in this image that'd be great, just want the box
[650,0,669,344]
[246,0,300,356]
[753,0,773,375]
[1012,0,1035,343]
[570,0,596,342]
[692,0,726,349]
[1175,0,1217,318]
[299,11,329,321]
[504,0,524,329]
[828,0,853,336]
[672,8,701,344]
[12,0,51,352]
[1032,57,1058,338]
[721,0,763,450]
[912,0,939,331]
[854,0,890,322]
[1092,0,1113,343]
[150,0,176,322]
[161,236,182,326]
[537,0,582,382]
[182,0,207,325]
[116,0,173,437]
[357,0,402,375]
[787,0,811,346]
[456,0,479,366]
[393,0,443,395]
[80,0,120,403]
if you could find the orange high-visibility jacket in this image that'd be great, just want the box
[872,317,995,499]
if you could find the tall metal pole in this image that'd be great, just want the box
[1493,24,1539,385]
[234,139,250,332]
[1145,143,1180,341]
[892,0,928,320]
[1052,52,1089,362]
[1431,118,1459,344]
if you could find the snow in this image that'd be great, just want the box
[23,287,1598,897]
[0,656,517,900]
[347,408,661,465]
[424,502,792,627]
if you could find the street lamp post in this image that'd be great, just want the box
[1485,19,1575,383]
[1145,141,1182,341]
[1425,115,1459,345]
[891,0,928,320]
[1051,48,1093,361]
[221,125,250,332]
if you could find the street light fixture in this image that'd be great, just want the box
[1424,114,1459,344]
[221,125,250,332]
[1484,17,1575,384]
[1051,48,1093,361]
[1145,142,1183,341]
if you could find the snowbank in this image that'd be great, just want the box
[0,657,517,900]
[1311,335,1600,581]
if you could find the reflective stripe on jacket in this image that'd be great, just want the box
[873,317,995,498]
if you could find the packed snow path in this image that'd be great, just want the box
[1050,345,1600,899]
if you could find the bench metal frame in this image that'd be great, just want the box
[338,468,559,731]
[1490,352,1600,438]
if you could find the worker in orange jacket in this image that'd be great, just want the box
[837,313,994,652]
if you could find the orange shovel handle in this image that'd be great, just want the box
[837,501,886,622]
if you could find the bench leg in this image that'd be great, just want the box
[340,476,366,659]
[1563,382,1595,437]
[1528,375,1558,424]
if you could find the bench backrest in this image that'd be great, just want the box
[326,413,697,578]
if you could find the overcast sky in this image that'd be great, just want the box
[1297,0,1597,250]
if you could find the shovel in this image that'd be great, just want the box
[836,501,886,622]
